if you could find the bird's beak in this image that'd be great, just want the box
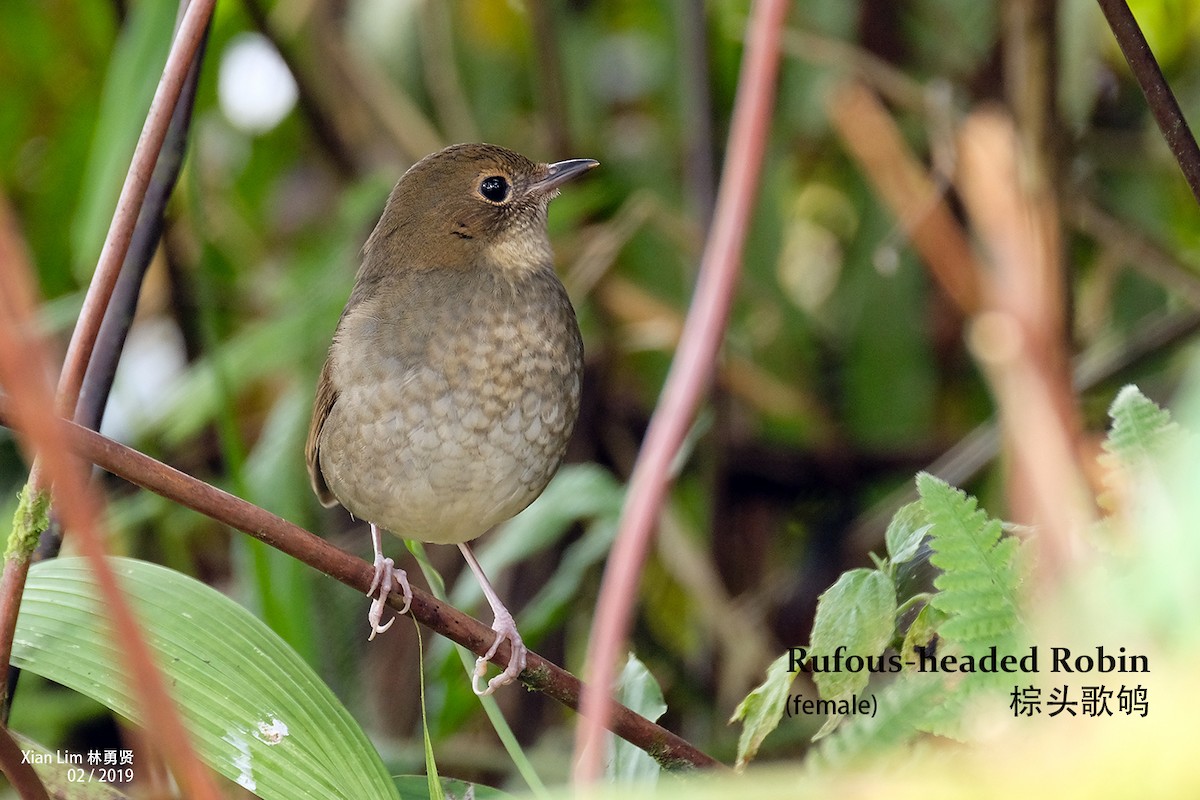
[531,158,599,195]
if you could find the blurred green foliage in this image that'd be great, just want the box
[4,0,1200,792]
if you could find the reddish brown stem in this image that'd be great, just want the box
[0,726,49,800]
[0,222,221,797]
[572,0,789,783]
[55,0,216,415]
[0,401,721,772]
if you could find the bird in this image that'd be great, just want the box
[306,143,595,695]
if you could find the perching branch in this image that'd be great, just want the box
[0,1,224,795]
[1097,0,1200,205]
[0,400,721,773]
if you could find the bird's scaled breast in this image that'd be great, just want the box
[319,268,583,544]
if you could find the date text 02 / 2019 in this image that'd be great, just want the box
[788,646,1149,675]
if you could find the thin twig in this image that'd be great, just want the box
[75,18,207,435]
[16,6,209,725]
[0,402,721,772]
[315,27,444,163]
[1073,200,1200,309]
[54,0,217,416]
[1097,0,1200,204]
[572,0,789,784]
[779,25,926,110]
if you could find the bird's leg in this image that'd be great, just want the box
[366,523,412,641]
[458,543,527,695]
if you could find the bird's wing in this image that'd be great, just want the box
[306,352,340,507]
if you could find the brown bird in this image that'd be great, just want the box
[306,143,595,695]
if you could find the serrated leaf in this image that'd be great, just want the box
[917,473,1021,655]
[809,675,943,770]
[1104,385,1179,465]
[809,569,896,703]
[14,558,399,800]
[729,652,793,771]
[607,654,667,784]
[884,501,931,566]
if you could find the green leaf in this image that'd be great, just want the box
[607,654,667,784]
[415,621,446,800]
[1104,385,1180,465]
[729,652,794,772]
[900,602,946,667]
[884,501,931,567]
[917,473,1021,652]
[809,569,897,704]
[916,473,1023,738]
[809,675,943,770]
[14,558,399,800]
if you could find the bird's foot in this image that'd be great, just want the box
[472,605,527,696]
[366,553,412,641]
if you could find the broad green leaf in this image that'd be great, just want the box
[729,652,793,772]
[607,654,667,784]
[884,501,931,567]
[14,558,399,800]
[809,569,897,705]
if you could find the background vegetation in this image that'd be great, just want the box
[2,0,1200,795]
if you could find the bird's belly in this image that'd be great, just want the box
[320,360,578,544]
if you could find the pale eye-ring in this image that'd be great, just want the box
[479,175,510,203]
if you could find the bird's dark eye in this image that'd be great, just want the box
[479,175,509,203]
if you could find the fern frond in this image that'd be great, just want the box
[809,675,943,770]
[917,473,1022,653]
[1104,385,1179,466]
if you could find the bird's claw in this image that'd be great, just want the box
[472,606,527,696]
[366,554,412,641]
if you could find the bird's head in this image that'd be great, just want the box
[366,143,598,273]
